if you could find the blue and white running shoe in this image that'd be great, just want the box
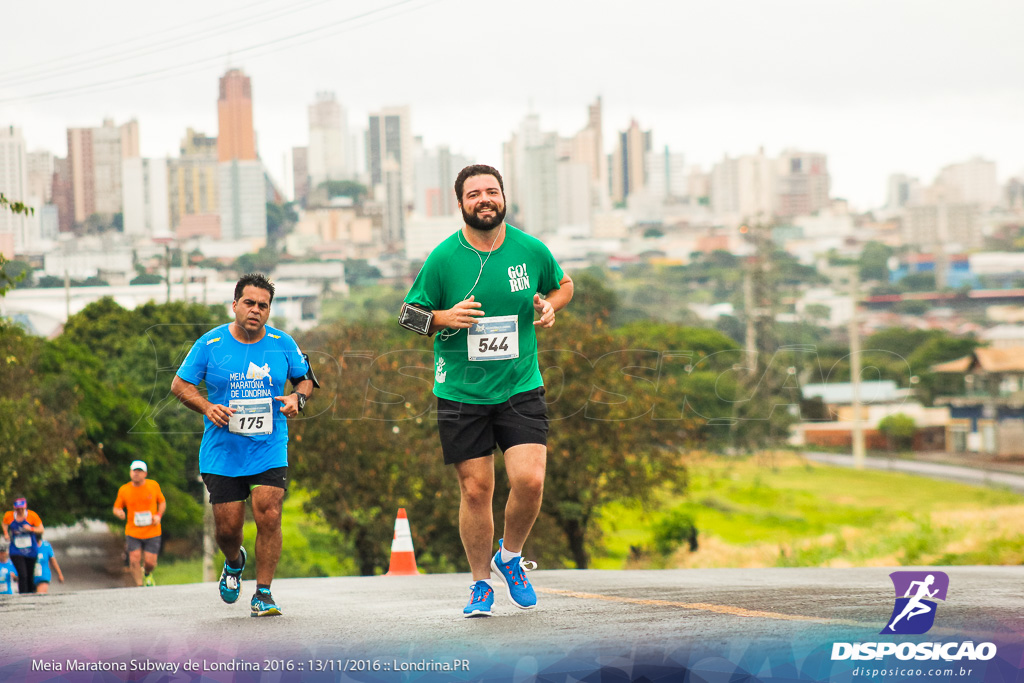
[219,546,246,604]
[463,580,494,618]
[490,538,537,609]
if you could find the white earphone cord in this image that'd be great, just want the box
[439,226,503,341]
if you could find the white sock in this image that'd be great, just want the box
[476,578,493,588]
[500,546,521,564]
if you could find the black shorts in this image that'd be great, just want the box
[436,387,548,465]
[125,535,162,554]
[201,467,289,504]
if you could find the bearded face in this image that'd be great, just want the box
[459,174,507,231]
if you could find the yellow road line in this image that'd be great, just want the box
[537,588,868,627]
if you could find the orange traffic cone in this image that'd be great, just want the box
[385,508,420,576]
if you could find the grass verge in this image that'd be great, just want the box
[593,452,1024,569]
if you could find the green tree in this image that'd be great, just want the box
[878,413,916,450]
[233,247,281,276]
[343,259,383,286]
[266,202,299,246]
[804,303,831,324]
[36,275,64,288]
[130,273,164,285]
[0,321,87,503]
[318,180,367,202]
[290,321,458,575]
[860,241,894,282]
[49,298,227,541]
[898,272,936,292]
[0,194,34,296]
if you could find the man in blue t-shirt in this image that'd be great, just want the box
[172,273,317,617]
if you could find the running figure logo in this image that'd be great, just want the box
[246,362,271,381]
[882,571,949,634]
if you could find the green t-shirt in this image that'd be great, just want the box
[404,224,565,404]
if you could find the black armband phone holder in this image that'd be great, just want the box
[399,302,434,335]
[290,353,321,389]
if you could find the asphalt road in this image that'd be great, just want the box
[804,452,1024,494]
[5,458,1022,681]
[1,567,1021,665]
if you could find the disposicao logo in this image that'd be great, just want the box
[883,570,949,635]
[831,570,997,663]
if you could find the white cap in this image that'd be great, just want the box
[130,460,148,472]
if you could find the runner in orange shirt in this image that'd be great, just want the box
[112,461,166,587]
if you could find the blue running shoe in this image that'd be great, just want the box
[219,546,246,604]
[490,538,537,609]
[463,580,494,618]
[251,588,282,617]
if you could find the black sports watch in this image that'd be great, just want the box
[292,391,308,412]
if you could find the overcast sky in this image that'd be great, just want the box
[2,0,1022,211]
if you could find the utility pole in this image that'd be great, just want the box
[182,243,189,304]
[164,244,171,304]
[202,474,214,582]
[64,270,70,320]
[849,268,865,469]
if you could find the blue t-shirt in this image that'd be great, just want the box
[34,541,54,584]
[0,560,15,594]
[176,324,310,476]
[7,518,38,558]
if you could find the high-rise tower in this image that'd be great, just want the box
[216,68,265,240]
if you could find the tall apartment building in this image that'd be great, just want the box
[904,203,981,251]
[51,158,73,234]
[292,146,310,205]
[710,149,776,224]
[308,92,350,189]
[776,150,829,218]
[168,129,219,239]
[0,126,28,256]
[367,106,412,244]
[935,157,999,209]
[367,106,412,193]
[217,69,256,163]
[66,118,139,225]
[216,68,266,240]
[503,114,561,233]
[413,143,466,217]
[610,119,651,204]
[123,158,170,237]
[885,173,920,211]
[26,151,54,205]
[644,146,687,201]
[569,97,608,211]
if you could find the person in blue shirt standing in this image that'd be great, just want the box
[33,540,64,594]
[171,273,317,618]
[2,497,43,594]
[0,541,17,595]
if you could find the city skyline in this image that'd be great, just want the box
[2,0,1022,211]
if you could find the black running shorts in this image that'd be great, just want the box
[436,387,549,465]
[201,466,289,504]
[125,535,162,554]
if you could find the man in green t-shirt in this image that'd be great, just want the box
[402,164,574,617]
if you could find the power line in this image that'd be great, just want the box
[0,0,344,88]
[0,0,283,81]
[0,0,437,105]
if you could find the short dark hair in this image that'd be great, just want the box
[234,272,275,303]
[454,164,504,203]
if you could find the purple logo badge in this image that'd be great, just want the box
[882,571,949,635]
